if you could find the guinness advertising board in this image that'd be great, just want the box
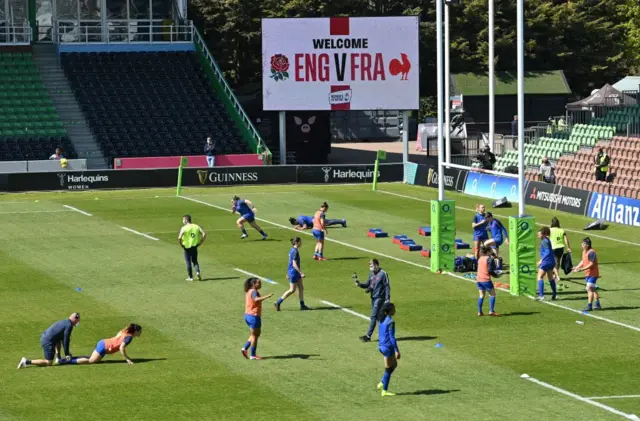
[414,164,468,192]
[184,166,297,186]
[296,164,404,184]
[524,181,591,216]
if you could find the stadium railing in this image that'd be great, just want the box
[55,21,193,44]
[0,25,32,45]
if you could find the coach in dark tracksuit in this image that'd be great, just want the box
[354,259,391,342]
[17,313,81,368]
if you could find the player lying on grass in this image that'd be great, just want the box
[59,323,143,366]
[476,246,500,317]
[241,277,273,360]
[288,215,347,229]
[376,302,400,397]
[231,196,267,240]
[18,313,80,369]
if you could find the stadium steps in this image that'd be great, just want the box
[32,44,108,169]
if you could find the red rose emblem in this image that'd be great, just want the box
[269,54,289,82]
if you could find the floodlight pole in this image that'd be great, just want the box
[488,0,495,153]
[436,0,445,200]
[402,110,409,167]
[444,2,451,164]
[517,0,525,216]
[278,111,286,165]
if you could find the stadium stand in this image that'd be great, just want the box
[60,51,250,161]
[0,51,75,161]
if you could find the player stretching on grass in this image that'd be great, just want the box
[178,214,206,281]
[232,196,267,240]
[17,313,81,369]
[275,237,311,311]
[241,277,273,360]
[572,237,602,311]
[476,246,500,316]
[60,323,142,366]
[288,215,347,229]
[312,202,329,260]
[376,302,400,397]
[483,212,509,258]
[472,204,489,258]
[536,227,557,301]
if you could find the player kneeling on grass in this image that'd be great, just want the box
[18,313,80,369]
[178,214,206,281]
[241,277,273,360]
[476,246,500,316]
[275,237,310,311]
[376,302,400,397]
[60,323,142,366]
[232,196,267,240]
[572,237,602,312]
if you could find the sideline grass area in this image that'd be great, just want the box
[1,183,639,421]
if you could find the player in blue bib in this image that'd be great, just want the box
[376,302,400,397]
[483,212,509,258]
[471,204,489,258]
[288,215,347,230]
[536,226,557,301]
[274,237,311,311]
[231,196,267,240]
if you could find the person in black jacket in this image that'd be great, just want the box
[205,137,217,167]
[353,259,391,342]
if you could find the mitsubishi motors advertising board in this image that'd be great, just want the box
[262,17,420,111]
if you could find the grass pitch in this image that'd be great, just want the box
[1,183,639,421]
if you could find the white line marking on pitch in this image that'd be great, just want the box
[234,268,278,284]
[378,189,640,248]
[62,205,92,216]
[320,300,370,321]
[587,395,640,400]
[521,374,640,420]
[0,209,70,214]
[120,226,159,241]
[179,195,640,333]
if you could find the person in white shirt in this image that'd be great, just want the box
[49,148,64,160]
[539,157,556,184]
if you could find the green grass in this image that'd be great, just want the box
[453,70,571,95]
[1,183,639,421]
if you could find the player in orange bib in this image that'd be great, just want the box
[476,245,500,316]
[312,202,329,260]
[572,237,602,311]
[241,277,273,360]
[61,323,143,366]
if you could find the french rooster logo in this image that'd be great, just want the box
[389,53,411,81]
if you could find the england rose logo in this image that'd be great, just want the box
[270,54,289,81]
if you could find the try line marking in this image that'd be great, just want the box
[62,205,92,216]
[234,268,278,284]
[120,226,159,241]
[521,374,640,420]
[178,195,640,334]
[378,189,640,248]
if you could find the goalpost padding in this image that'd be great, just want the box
[430,200,456,273]
[508,216,536,296]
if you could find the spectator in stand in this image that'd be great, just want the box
[477,146,496,171]
[594,147,610,182]
[49,147,64,160]
[204,137,217,168]
[511,115,518,136]
[539,157,556,184]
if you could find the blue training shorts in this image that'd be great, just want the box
[379,346,394,358]
[477,281,495,291]
[474,233,489,242]
[585,276,598,287]
[241,213,255,223]
[312,229,324,241]
[493,237,503,248]
[40,338,55,361]
[539,263,555,272]
[95,339,107,358]
[288,271,301,283]
[245,315,262,329]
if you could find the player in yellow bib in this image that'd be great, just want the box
[550,217,571,281]
[178,214,206,281]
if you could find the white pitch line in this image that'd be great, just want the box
[521,374,640,420]
[378,189,640,248]
[319,300,370,321]
[234,268,278,284]
[120,226,160,241]
[0,209,71,214]
[62,205,92,216]
[587,395,640,401]
[179,195,640,334]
